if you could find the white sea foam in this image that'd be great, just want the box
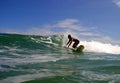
[0,73,54,83]
[81,70,120,82]
[0,49,5,53]
[31,37,58,46]
[0,54,70,69]
[79,40,120,54]
[0,68,75,83]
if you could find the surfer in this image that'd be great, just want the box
[66,34,80,48]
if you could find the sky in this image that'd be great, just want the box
[0,0,120,45]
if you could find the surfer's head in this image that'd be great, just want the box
[68,34,71,39]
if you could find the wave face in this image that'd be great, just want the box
[0,33,120,83]
[0,33,63,49]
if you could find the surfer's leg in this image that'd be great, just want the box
[72,43,77,48]
[72,40,79,48]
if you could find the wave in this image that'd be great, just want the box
[0,33,63,49]
[0,33,120,54]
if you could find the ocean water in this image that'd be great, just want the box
[0,33,120,83]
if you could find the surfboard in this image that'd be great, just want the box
[74,45,85,53]
[64,45,85,53]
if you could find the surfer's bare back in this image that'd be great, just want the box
[66,34,80,48]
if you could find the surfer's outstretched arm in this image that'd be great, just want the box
[66,40,70,46]
[66,40,72,47]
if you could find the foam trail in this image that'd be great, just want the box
[80,41,120,54]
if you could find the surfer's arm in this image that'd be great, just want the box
[66,40,70,46]
[68,41,72,47]
[66,40,72,47]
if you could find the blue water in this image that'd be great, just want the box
[0,33,120,83]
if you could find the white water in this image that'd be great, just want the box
[80,40,120,54]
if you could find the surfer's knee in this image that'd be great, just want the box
[73,44,77,48]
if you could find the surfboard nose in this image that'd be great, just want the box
[76,45,85,52]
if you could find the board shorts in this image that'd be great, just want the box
[72,40,79,48]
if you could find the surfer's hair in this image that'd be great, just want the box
[68,34,71,39]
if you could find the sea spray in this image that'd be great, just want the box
[80,40,120,54]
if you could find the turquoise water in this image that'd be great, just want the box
[0,33,120,83]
